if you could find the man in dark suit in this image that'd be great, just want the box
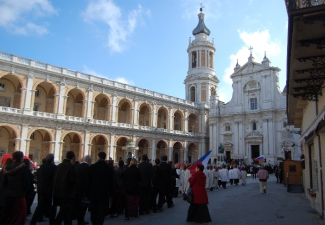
[30,154,57,225]
[53,151,77,225]
[85,151,114,225]
[160,155,174,208]
[75,155,92,225]
[138,154,153,215]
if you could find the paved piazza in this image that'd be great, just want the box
[27,175,324,225]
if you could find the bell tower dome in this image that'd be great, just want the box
[184,7,219,107]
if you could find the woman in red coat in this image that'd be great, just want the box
[186,164,212,223]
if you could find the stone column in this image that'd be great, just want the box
[25,140,31,157]
[234,121,239,156]
[206,83,210,103]
[86,87,93,119]
[202,139,206,157]
[199,113,202,133]
[168,139,173,161]
[20,124,28,155]
[213,123,218,156]
[111,94,117,122]
[209,124,213,152]
[184,110,188,132]
[133,99,139,125]
[169,107,174,130]
[238,121,245,156]
[152,103,157,127]
[23,75,34,111]
[84,130,90,156]
[110,133,115,160]
[151,138,156,161]
[263,118,268,155]
[56,82,66,115]
[268,118,274,156]
[184,149,188,163]
[54,128,62,162]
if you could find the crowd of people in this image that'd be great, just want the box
[0,150,281,225]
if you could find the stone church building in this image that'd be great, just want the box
[0,10,300,166]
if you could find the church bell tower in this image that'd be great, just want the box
[184,7,219,107]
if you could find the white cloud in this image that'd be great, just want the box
[82,0,150,53]
[115,77,134,85]
[83,65,134,85]
[217,87,230,103]
[0,0,56,35]
[222,29,281,85]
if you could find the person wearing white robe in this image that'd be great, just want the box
[218,165,229,189]
[232,166,241,186]
[229,167,234,185]
[240,167,247,186]
[213,168,220,189]
[178,166,185,194]
[208,167,214,191]
[204,169,209,189]
[183,166,191,195]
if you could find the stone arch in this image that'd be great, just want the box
[138,103,152,126]
[32,82,57,113]
[157,106,169,129]
[173,141,183,163]
[187,142,198,163]
[0,74,23,108]
[93,93,111,120]
[137,139,150,160]
[28,129,53,166]
[188,113,199,133]
[115,136,129,161]
[156,140,168,159]
[61,132,82,161]
[65,88,86,117]
[0,125,18,156]
[117,99,132,124]
[90,134,109,161]
[174,110,184,131]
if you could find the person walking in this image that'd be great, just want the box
[53,151,77,225]
[160,155,174,208]
[186,164,212,223]
[30,154,57,225]
[124,158,142,220]
[3,151,30,225]
[138,154,152,215]
[240,166,247,186]
[218,165,229,189]
[232,165,241,186]
[256,165,269,194]
[75,155,91,225]
[115,160,126,215]
[0,158,13,221]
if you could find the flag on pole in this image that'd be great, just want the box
[190,150,212,175]
[254,155,264,161]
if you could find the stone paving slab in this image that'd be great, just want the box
[27,175,325,225]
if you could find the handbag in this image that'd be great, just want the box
[186,191,193,203]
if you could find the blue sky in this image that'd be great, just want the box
[0,0,288,103]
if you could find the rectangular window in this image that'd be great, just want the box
[250,98,257,110]
[35,90,40,97]
[33,104,39,111]
[0,83,5,91]
[225,126,231,131]
[30,133,35,140]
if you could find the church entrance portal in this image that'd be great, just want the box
[251,145,260,160]
[225,151,231,163]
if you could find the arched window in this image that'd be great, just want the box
[192,52,197,68]
[190,86,196,102]
[253,122,257,131]
[174,153,179,163]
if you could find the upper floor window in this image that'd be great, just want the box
[0,83,5,91]
[225,125,231,131]
[192,52,197,68]
[35,90,40,97]
[33,104,39,111]
[252,122,257,131]
[190,86,196,102]
[30,132,35,140]
[283,121,287,128]
[250,98,257,110]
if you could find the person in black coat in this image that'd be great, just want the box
[23,158,36,215]
[53,151,77,225]
[138,154,153,215]
[123,158,142,220]
[160,155,174,208]
[115,160,126,215]
[85,151,114,225]
[30,154,57,225]
[152,158,164,212]
[75,155,91,225]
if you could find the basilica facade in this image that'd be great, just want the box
[0,10,300,166]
